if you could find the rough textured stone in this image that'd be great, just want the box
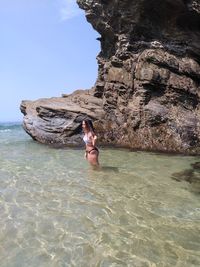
[20,89,105,146]
[21,0,200,154]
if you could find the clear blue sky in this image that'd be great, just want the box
[0,0,100,122]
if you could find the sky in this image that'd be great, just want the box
[0,0,100,122]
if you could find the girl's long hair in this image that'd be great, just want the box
[84,119,95,134]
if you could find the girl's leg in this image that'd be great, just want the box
[88,151,99,166]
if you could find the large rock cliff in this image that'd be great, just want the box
[21,0,200,154]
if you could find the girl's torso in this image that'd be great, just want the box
[83,133,93,147]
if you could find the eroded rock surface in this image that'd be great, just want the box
[21,0,200,153]
[20,89,105,146]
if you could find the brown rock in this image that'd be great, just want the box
[20,89,105,146]
[20,0,200,154]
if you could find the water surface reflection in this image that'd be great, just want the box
[0,144,200,267]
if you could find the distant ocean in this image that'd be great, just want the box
[0,122,200,266]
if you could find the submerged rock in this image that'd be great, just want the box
[171,162,200,193]
[21,0,200,153]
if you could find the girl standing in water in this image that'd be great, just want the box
[82,120,99,166]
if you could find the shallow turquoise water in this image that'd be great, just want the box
[0,123,200,267]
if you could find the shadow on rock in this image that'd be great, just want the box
[171,162,200,194]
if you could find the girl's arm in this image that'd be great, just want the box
[91,133,97,147]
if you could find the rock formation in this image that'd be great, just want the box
[21,0,200,154]
[20,89,105,146]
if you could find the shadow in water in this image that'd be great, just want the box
[171,161,200,194]
[92,165,119,173]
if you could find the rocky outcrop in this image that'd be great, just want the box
[21,0,200,154]
[20,89,105,146]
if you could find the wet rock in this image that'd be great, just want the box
[191,161,200,170]
[171,161,200,193]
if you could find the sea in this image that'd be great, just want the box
[0,122,200,267]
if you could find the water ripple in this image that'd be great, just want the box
[0,135,200,266]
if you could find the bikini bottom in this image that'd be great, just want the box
[86,147,99,157]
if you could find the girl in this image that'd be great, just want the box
[82,120,99,166]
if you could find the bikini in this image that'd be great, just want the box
[83,134,99,156]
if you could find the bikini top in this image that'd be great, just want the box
[83,134,93,146]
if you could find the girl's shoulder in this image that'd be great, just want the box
[88,131,96,138]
